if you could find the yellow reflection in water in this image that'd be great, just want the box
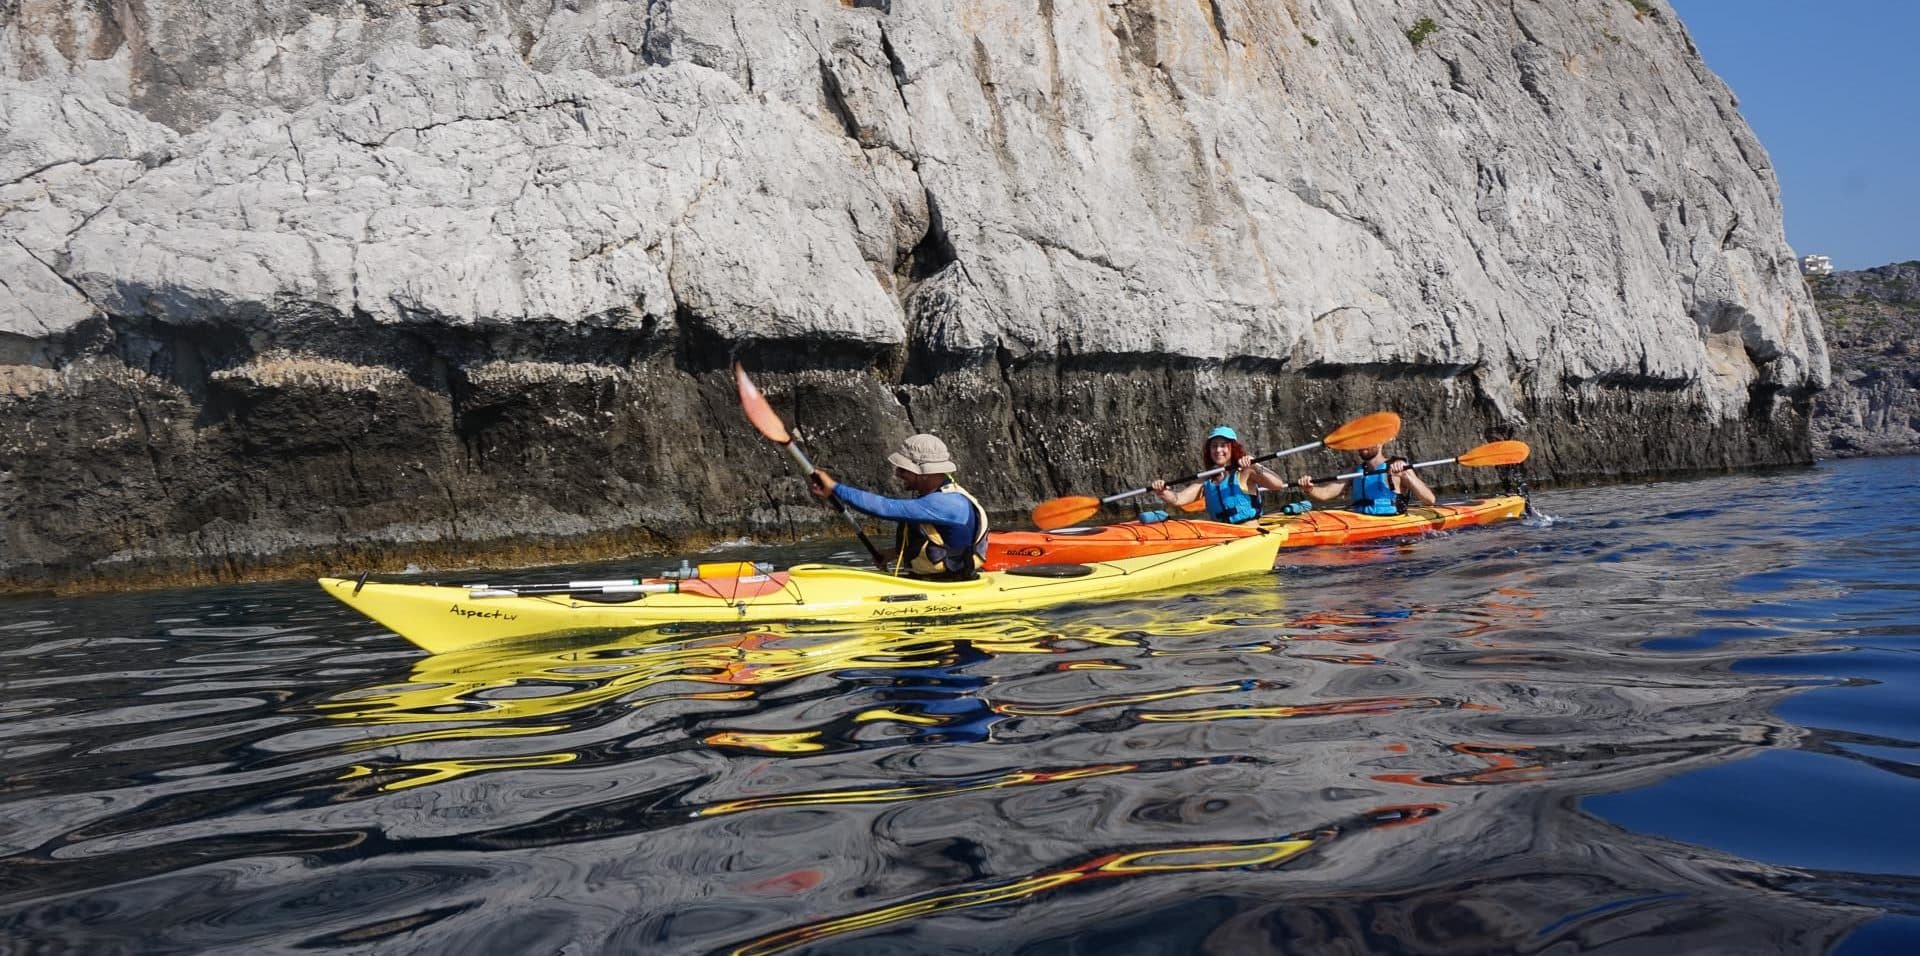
[704,730,827,753]
[727,803,1443,955]
[731,836,1319,956]
[694,763,1141,819]
[340,752,577,791]
[853,707,945,726]
[321,601,1295,730]
[1139,695,1473,722]
[318,591,1297,787]
[340,723,568,751]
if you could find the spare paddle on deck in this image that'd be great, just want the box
[1302,440,1531,485]
[734,362,889,570]
[1030,411,1402,530]
[458,561,776,598]
[468,581,675,599]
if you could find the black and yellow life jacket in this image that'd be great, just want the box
[893,481,990,579]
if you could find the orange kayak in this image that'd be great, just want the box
[984,518,1264,570]
[988,496,1526,569]
[1262,495,1529,547]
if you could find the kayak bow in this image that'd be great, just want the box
[1263,495,1528,547]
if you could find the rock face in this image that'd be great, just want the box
[2,0,1828,589]
[1808,263,1920,458]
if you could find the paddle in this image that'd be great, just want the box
[460,562,775,598]
[467,580,675,599]
[1030,412,1402,530]
[1301,440,1530,485]
[734,362,890,570]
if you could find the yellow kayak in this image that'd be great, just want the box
[320,529,1284,655]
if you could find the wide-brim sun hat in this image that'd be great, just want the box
[887,433,959,475]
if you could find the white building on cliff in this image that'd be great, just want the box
[1801,254,1833,276]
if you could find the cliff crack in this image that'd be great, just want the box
[994,345,1063,496]
[638,0,667,65]
[341,441,368,496]
[1018,231,1126,275]
[285,123,311,202]
[610,33,644,65]
[903,189,957,282]
[818,57,863,142]
[730,9,756,92]
[1507,0,1543,45]
[895,384,919,430]
[443,478,463,540]
[0,272,55,334]
[1281,180,1386,241]
[879,27,913,113]
[64,183,127,242]
[571,232,646,263]
[127,392,172,498]
[351,96,591,147]
[3,154,131,189]
[11,238,106,319]
[1201,0,1231,47]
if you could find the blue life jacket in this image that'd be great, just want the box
[1351,463,1404,516]
[1201,472,1262,524]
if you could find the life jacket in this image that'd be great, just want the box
[1200,471,1262,524]
[893,481,990,578]
[1351,462,1405,516]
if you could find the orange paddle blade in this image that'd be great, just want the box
[1457,440,1530,467]
[734,363,792,444]
[1031,496,1101,531]
[1323,411,1401,451]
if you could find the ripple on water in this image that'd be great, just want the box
[0,460,1917,952]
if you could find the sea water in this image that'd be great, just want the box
[1,457,1915,953]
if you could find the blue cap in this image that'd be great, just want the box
[1207,426,1239,441]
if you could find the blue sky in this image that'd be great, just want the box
[1670,1,1919,269]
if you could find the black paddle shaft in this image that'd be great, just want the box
[1306,455,1456,486]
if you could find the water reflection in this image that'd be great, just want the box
[1,461,1917,951]
[727,804,1441,956]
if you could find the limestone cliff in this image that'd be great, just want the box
[1,0,1828,589]
[1808,263,1920,458]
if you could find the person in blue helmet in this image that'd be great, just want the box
[1147,426,1290,524]
[1294,442,1435,515]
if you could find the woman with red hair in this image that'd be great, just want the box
[1148,426,1289,524]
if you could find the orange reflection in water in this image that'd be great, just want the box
[1371,742,1549,788]
[728,804,1444,956]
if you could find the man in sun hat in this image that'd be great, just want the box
[809,433,990,579]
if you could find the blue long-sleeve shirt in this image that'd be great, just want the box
[833,483,982,553]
